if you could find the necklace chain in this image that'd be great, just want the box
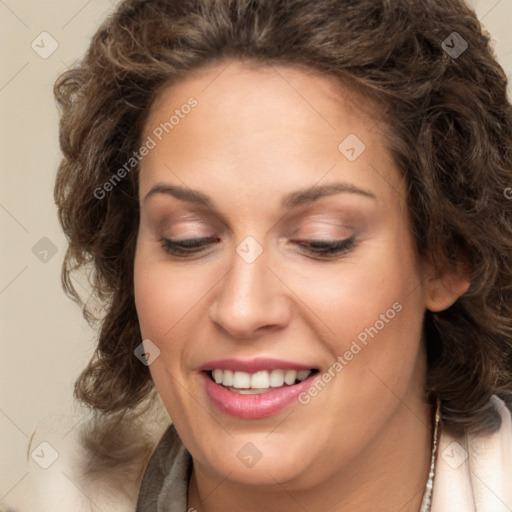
[419,397,441,512]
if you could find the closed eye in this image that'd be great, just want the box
[292,238,356,259]
[160,236,356,259]
[160,236,218,256]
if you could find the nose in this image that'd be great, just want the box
[208,246,291,340]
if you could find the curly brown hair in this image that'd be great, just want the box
[54,0,512,436]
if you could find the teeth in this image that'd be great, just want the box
[284,370,297,385]
[233,371,251,389]
[251,371,270,389]
[297,370,312,381]
[234,388,269,394]
[212,369,223,384]
[223,369,234,386]
[269,369,285,387]
[210,368,313,390]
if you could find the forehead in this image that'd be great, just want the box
[144,60,382,140]
[139,60,404,212]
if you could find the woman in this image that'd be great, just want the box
[24,0,512,510]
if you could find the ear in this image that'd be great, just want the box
[424,263,471,312]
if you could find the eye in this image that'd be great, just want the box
[159,236,356,259]
[293,238,356,258]
[160,236,217,256]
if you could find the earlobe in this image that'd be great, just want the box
[425,269,471,312]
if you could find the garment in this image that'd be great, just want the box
[135,396,512,512]
[135,424,192,512]
[2,396,511,512]
[431,395,512,512]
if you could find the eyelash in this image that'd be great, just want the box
[160,236,215,256]
[295,238,356,257]
[159,237,356,259]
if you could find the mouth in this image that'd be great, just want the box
[207,368,319,394]
[199,359,320,419]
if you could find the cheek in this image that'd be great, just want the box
[291,237,423,351]
[288,242,426,451]
[331,241,426,396]
[133,246,197,404]
[288,233,427,421]
[133,242,224,388]
[134,263,174,341]
[134,245,201,340]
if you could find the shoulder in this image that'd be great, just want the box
[432,395,512,512]
[0,403,170,512]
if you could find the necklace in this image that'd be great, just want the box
[419,397,441,512]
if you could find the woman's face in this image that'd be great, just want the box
[134,60,437,489]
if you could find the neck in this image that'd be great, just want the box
[188,400,434,512]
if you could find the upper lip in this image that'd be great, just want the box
[199,358,316,373]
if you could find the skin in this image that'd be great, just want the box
[134,60,470,512]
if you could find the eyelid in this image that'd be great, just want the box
[288,218,354,238]
[147,205,228,234]
[280,209,359,233]
[159,236,219,257]
[291,237,356,258]
[159,235,357,259]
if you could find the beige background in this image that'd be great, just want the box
[0,0,511,503]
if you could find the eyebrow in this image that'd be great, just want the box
[143,181,376,209]
[282,182,376,208]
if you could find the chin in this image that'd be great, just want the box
[188,429,323,488]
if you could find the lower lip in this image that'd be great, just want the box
[200,372,317,419]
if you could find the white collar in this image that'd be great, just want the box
[431,395,512,512]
